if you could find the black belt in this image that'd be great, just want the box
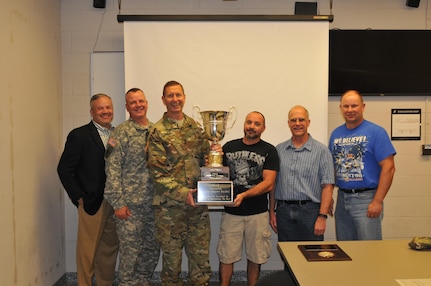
[277,200,312,205]
[339,187,375,194]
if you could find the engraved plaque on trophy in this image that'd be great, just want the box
[196,181,234,205]
[193,105,237,205]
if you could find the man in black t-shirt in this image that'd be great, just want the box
[217,111,279,286]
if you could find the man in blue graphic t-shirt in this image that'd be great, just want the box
[329,90,396,241]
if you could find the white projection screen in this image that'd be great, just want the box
[123,19,329,146]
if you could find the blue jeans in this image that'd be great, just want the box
[335,189,383,240]
[276,201,323,241]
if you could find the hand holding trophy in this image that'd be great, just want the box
[193,105,237,205]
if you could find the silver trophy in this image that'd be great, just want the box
[193,105,237,167]
[193,105,237,205]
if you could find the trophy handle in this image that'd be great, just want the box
[227,105,238,130]
[192,105,202,122]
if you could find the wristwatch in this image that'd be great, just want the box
[318,213,328,219]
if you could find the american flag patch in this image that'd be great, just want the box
[108,138,116,147]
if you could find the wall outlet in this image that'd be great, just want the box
[422,144,431,155]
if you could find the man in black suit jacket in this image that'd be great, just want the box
[58,93,119,286]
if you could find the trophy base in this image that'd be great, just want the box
[200,166,230,181]
[208,152,223,167]
[196,180,234,205]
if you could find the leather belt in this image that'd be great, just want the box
[338,187,375,194]
[277,200,312,205]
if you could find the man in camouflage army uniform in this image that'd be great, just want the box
[148,81,220,286]
[105,88,160,286]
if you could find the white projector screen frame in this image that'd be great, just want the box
[124,20,329,147]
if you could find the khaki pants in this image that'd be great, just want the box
[77,199,119,286]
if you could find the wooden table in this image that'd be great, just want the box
[277,240,431,286]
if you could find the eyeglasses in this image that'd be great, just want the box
[289,118,306,123]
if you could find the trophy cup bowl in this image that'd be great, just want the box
[193,106,237,167]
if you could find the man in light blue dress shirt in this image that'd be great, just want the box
[269,105,334,241]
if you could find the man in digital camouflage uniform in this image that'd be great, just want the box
[148,80,220,286]
[105,88,160,286]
